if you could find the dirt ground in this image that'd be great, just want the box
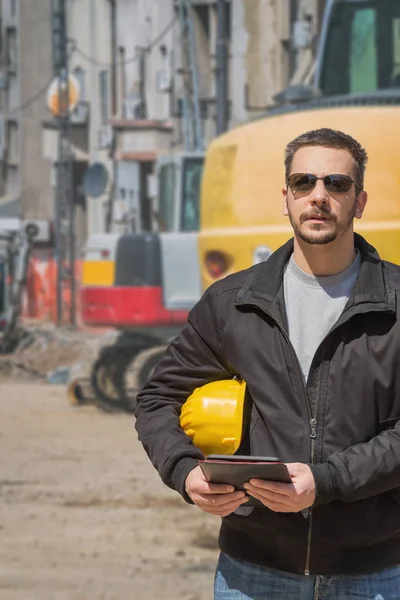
[0,381,221,600]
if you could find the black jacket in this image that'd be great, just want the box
[135,234,400,576]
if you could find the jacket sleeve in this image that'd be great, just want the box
[134,286,233,501]
[310,422,400,505]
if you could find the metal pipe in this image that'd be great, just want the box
[56,0,68,326]
[63,4,75,327]
[119,45,127,113]
[68,154,76,327]
[216,0,228,135]
[138,48,147,118]
[110,0,118,116]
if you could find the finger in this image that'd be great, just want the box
[247,480,293,497]
[194,483,236,495]
[206,483,236,494]
[187,485,235,499]
[204,497,250,516]
[244,484,292,505]
[245,487,293,509]
[194,491,246,507]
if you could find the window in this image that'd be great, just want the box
[5,164,18,195]
[158,157,204,232]
[99,70,109,125]
[158,163,176,232]
[392,15,400,84]
[6,121,18,164]
[320,1,400,96]
[180,156,203,232]
[6,74,18,111]
[0,258,6,315]
[350,9,378,92]
[73,66,86,101]
[6,29,17,72]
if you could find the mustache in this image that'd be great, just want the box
[300,209,335,223]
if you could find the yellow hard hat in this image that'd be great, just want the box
[179,379,247,456]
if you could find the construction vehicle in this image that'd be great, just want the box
[0,219,40,353]
[199,0,400,289]
[72,152,204,410]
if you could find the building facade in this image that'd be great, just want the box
[108,0,324,237]
[0,0,53,219]
[0,0,325,243]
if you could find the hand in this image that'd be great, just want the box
[243,462,316,513]
[185,465,249,517]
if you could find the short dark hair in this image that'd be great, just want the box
[284,128,368,190]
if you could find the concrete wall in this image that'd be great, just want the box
[116,0,175,122]
[231,0,289,125]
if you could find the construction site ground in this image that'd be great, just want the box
[0,327,220,600]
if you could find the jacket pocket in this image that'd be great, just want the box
[378,416,399,433]
[377,417,400,506]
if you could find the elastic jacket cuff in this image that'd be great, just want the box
[169,456,202,504]
[309,462,340,506]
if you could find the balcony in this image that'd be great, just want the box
[110,117,173,162]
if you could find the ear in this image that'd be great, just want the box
[283,187,289,216]
[355,190,368,219]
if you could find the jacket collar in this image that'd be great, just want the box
[235,233,396,316]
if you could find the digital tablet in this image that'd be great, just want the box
[199,455,292,507]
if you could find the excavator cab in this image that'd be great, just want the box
[156,153,203,311]
[81,152,204,328]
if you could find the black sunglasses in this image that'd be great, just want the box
[287,173,362,195]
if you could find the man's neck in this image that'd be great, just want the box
[293,232,357,277]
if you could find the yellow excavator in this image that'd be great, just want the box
[182,0,400,455]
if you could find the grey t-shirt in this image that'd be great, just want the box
[283,251,361,382]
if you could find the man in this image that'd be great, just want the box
[135,129,400,599]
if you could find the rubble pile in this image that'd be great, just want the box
[0,323,117,382]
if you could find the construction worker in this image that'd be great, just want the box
[135,128,400,599]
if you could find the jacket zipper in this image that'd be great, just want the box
[277,325,322,576]
[304,416,317,575]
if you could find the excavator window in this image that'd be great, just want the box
[321,1,400,96]
[180,156,204,232]
[158,163,176,232]
[0,259,5,314]
[157,156,204,233]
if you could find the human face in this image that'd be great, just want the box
[283,146,368,245]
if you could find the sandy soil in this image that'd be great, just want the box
[0,382,221,600]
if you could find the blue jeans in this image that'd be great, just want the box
[214,553,400,600]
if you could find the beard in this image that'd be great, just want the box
[287,202,357,245]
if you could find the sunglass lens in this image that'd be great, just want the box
[289,174,316,192]
[325,175,353,193]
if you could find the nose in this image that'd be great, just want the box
[310,179,329,206]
